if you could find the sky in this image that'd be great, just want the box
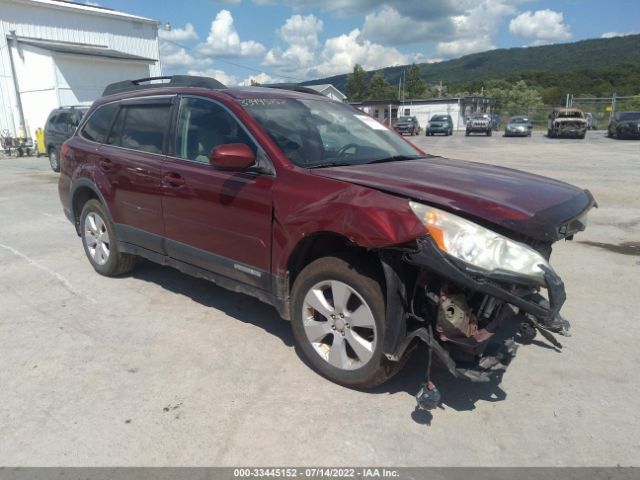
[94,0,640,86]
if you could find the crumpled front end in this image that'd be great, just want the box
[383,193,595,410]
[553,119,587,138]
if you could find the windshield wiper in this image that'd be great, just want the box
[366,155,423,165]
[308,161,355,169]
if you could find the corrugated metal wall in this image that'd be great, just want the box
[0,0,161,137]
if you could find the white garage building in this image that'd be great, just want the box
[0,0,161,140]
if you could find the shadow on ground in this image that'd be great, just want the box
[124,260,564,424]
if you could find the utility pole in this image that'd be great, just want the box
[7,31,26,139]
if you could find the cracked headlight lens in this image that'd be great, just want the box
[410,201,551,284]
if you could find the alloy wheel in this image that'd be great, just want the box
[301,280,377,370]
[84,212,110,265]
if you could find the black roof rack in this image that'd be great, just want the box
[262,83,324,96]
[102,75,226,97]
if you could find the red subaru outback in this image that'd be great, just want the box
[59,76,595,408]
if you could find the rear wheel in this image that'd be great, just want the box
[48,147,60,172]
[291,256,400,388]
[80,200,136,277]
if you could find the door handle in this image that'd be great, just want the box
[99,158,113,171]
[163,172,185,187]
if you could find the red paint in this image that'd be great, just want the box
[210,143,255,170]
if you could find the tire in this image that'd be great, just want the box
[465,130,470,137]
[80,199,136,277]
[487,129,492,136]
[448,129,453,136]
[290,256,400,388]
[48,147,60,172]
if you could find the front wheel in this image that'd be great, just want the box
[487,129,492,136]
[290,256,400,388]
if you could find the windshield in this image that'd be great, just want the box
[509,117,529,124]
[431,116,448,122]
[618,112,640,121]
[470,114,489,120]
[398,116,414,122]
[557,110,583,118]
[241,98,423,168]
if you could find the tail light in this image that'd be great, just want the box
[60,142,72,167]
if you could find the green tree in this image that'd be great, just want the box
[482,80,543,115]
[405,64,427,98]
[346,64,369,101]
[368,73,394,100]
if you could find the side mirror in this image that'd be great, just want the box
[209,143,255,171]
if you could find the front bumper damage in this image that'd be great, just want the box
[386,236,572,409]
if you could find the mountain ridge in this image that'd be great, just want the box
[300,34,640,96]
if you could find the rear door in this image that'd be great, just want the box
[98,97,173,253]
[161,95,274,290]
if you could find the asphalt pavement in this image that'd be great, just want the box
[0,130,638,466]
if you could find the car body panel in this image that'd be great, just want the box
[312,156,592,241]
[161,155,275,276]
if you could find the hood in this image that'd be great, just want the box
[313,156,595,242]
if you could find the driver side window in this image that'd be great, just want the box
[175,97,255,163]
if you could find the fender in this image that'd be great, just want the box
[69,177,114,234]
[271,170,425,277]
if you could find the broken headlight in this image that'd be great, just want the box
[409,201,552,284]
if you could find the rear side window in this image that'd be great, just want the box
[81,104,118,143]
[118,104,171,154]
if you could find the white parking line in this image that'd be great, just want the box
[0,242,96,303]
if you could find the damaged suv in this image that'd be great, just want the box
[548,108,588,139]
[59,76,595,408]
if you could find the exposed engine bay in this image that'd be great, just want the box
[383,231,578,411]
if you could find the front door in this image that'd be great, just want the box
[161,96,274,290]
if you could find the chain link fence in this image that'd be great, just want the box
[490,94,640,132]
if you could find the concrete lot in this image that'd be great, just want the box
[1,131,639,466]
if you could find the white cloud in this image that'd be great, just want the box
[196,10,266,58]
[509,9,571,44]
[159,23,199,43]
[277,0,463,20]
[312,29,410,77]
[187,68,239,86]
[263,14,323,73]
[434,0,516,57]
[160,42,209,70]
[601,31,638,38]
[241,72,280,86]
[361,6,453,45]
[277,14,323,48]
